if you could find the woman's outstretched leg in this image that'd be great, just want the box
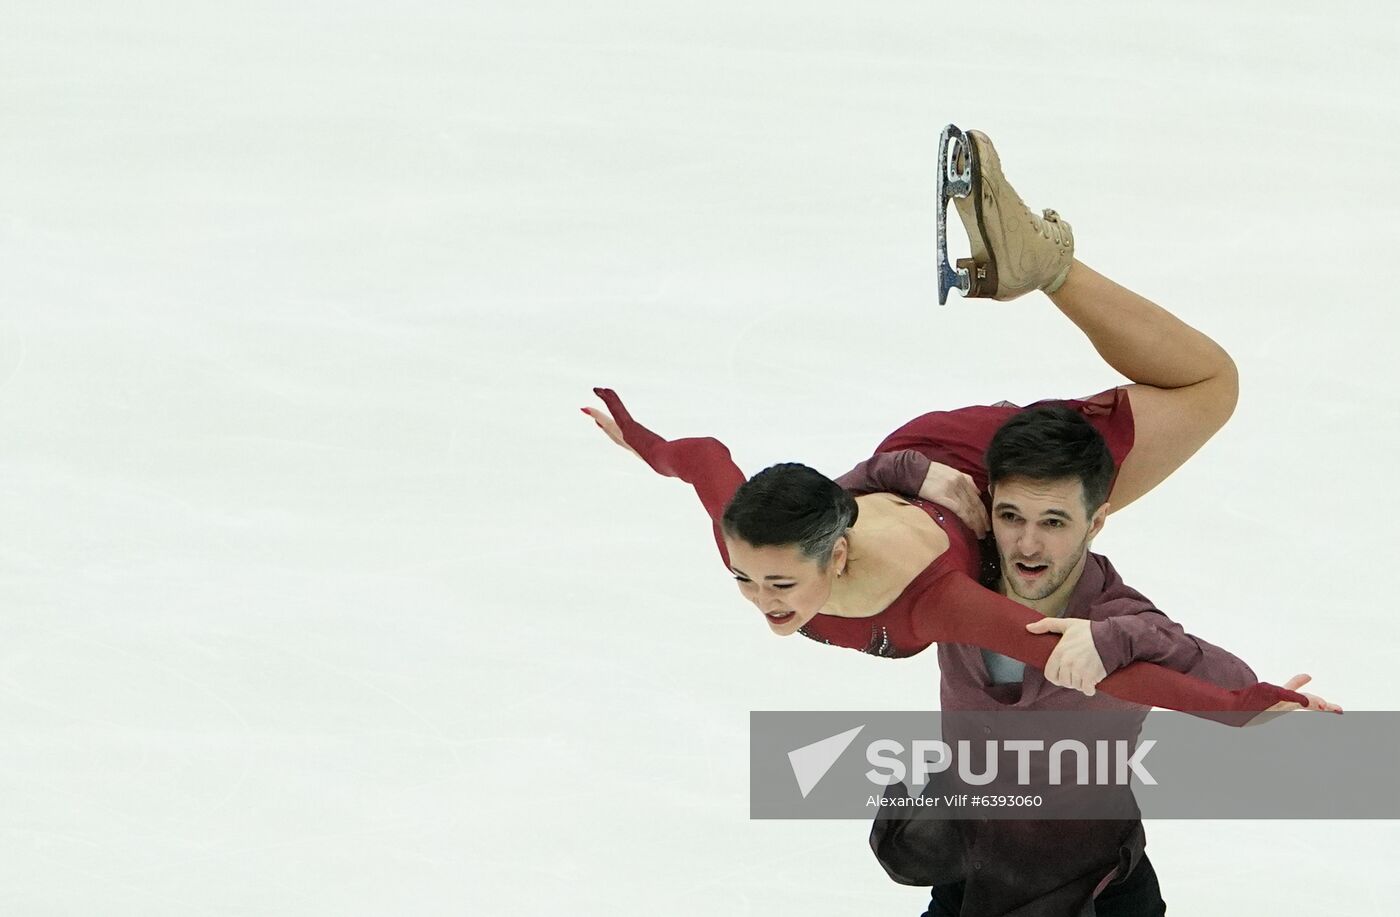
[1046,260,1238,512]
[953,130,1238,512]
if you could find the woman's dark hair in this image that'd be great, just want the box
[985,406,1114,514]
[721,463,858,568]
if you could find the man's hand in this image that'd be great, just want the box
[581,405,639,458]
[918,462,989,538]
[1025,617,1107,696]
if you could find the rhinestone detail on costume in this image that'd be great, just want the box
[866,625,894,657]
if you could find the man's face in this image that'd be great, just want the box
[990,476,1106,604]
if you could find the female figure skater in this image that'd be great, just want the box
[583,129,1325,722]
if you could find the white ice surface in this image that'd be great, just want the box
[2,1,1398,914]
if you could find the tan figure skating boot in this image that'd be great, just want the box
[953,130,1074,301]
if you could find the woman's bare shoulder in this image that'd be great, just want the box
[841,493,950,612]
[855,493,950,549]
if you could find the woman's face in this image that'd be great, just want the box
[723,537,844,636]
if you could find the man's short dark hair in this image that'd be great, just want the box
[985,406,1115,514]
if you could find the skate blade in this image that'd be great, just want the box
[936,124,974,305]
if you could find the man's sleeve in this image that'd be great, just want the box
[918,571,1303,723]
[1091,596,1258,689]
[834,450,931,497]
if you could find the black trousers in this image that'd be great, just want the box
[922,853,1166,916]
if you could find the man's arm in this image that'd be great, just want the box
[1029,565,1268,696]
[1033,586,1341,713]
[915,571,1309,725]
[834,450,930,496]
[1091,611,1257,688]
[836,450,988,538]
[1088,611,1341,714]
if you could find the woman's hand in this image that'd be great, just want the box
[918,462,989,538]
[1247,674,1343,725]
[1261,674,1342,714]
[581,405,639,458]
